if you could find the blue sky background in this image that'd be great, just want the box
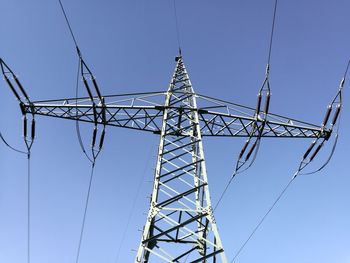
[1,0,350,262]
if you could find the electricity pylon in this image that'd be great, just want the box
[0,55,330,262]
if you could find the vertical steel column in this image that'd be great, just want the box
[135,56,227,263]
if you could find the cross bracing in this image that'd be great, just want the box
[22,91,330,139]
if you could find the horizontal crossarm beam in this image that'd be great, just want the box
[22,92,330,139]
[24,103,164,133]
[198,109,330,138]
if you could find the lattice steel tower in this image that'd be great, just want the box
[1,52,333,262]
[135,56,227,262]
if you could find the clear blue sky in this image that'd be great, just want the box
[1,0,349,262]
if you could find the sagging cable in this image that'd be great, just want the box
[0,58,34,155]
[234,64,272,175]
[57,3,108,263]
[0,58,36,263]
[214,66,272,211]
[79,56,106,162]
[293,59,349,178]
[0,58,36,151]
[74,55,107,164]
[58,0,107,164]
[0,58,30,103]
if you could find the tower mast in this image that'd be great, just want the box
[135,55,227,262]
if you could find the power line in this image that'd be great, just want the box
[214,0,279,212]
[229,57,350,262]
[114,140,157,263]
[57,2,103,262]
[294,58,349,178]
[27,153,31,263]
[173,0,182,53]
[58,0,79,50]
[213,140,261,211]
[267,0,278,65]
[75,57,94,164]
[0,132,27,154]
[75,163,96,263]
[230,177,295,262]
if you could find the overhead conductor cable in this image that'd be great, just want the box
[58,1,106,262]
[230,58,349,263]
[214,0,277,212]
[293,58,349,178]
[0,58,36,263]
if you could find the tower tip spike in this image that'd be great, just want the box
[175,48,182,62]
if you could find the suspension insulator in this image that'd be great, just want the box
[14,77,29,101]
[101,98,106,123]
[82,77,94,101]
[245,140,258,161]
[239,139,250,159]
[99,129,106,149]
[31,119,36,140]
[310,143,323,161]
[23,116,28,138]
[92,78,102,100]
[263,92,271,114]
[91,127,97,148]
[5,76,21,101]
[331,105,341,126]
[255,94,262,114]
[303,140,316,159]
[322,105,332,126]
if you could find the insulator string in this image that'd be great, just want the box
[75,57,94,164]
[57,2,103,262]
[229,57,350,262]
[0,132,27,154]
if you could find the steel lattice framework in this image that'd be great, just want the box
[1,55,331,263]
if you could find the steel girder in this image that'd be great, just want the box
[22,96,329,139]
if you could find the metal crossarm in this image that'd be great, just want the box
[22,97,330,139]
[198,110,329,138]
[24,103,164,133]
